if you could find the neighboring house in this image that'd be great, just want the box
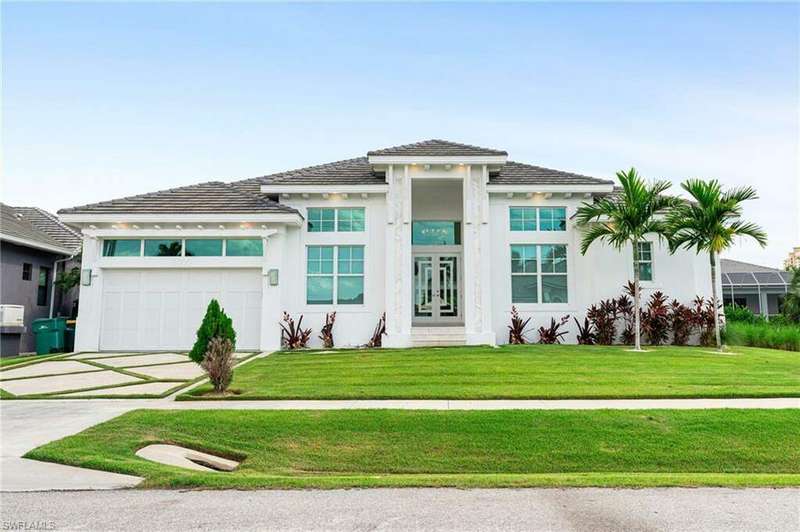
[721,258,793,318]
[785,246,800,270]
[59,139,717,352]
[1,203,82,354]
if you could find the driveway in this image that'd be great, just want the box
[2,488,798,531]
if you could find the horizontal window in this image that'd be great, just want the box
[412,221,461,246]
[308,207,365,233]
[510,244,568,304]
[226,239,263,257]
[185,239,222,257]
[144,239,182,257]
[307,245,365,305]
[102,239,141,257]
[509,207,567,232]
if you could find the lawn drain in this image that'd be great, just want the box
[135,444,240,472]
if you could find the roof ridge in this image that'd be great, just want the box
[367,139,507,156]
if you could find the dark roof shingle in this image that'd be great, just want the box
[12,207,82,250]
[367,139,507,157]
[489,161,613,186]
[237,157,383,189]
[58,181,298,216]
[1,203,76,252]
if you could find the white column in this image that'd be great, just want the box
[462,164,496,345]
[74,233,102,352]
[260,228,285,351]
[384,164,412,347]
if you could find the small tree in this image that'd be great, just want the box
[189,299,236,363]
[576,168,678,351]
[667,179,767,350]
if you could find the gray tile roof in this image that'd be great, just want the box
[721,258,784,274]
[367,139,508,157]
[58,181,298,216]
[490,161,613,186]
[236,157,384,190]
[1,203,75,253]
[12,207,82,250]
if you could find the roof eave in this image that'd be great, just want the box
[260,184,389,194]
[0,233,75,255]
[59,212,304,226]
[488,183,615,194]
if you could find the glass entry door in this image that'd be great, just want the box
[413,253,462,323]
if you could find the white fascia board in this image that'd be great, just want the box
[0,234,73,255]
[259,184,389,194]
[368,155,508,165]
[59,212,304,226]
[84,228,279,238]
[487,184,615,194]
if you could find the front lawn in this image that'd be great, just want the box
[183,344,800,400]
[26,409,800,489]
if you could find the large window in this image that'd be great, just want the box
[102,239,141,257]
[185,239,223,257]
[308,207,365,232]
[307,245,364,305]
[635,242,653,281]
[37,267,50,306]
[509,207,566,231]
[226,239,263,256]
[144,239,182,257]
[510,244,568,304]
[412,221,461,245]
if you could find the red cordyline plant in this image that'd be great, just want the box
[573,316,595,345]
[691,296,718,347]
[669,299,694,346]
[508,306,532,344]
[537,315,570,344]
[641,291,670,346]
[616,288,636,345]
[319,312,336,349]
[367,313,386,348]
[587,299,618,345]
[280,312,312,349]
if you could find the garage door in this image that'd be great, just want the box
[100,269,262,351]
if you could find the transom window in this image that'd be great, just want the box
[307,245,364,305]
[635,241,653,281]
[307,207,365,232]
[102,238,263,257]
[509,207,567,232]
[412,221,461,245]
[510,244,568,304]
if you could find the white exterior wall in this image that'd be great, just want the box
[488,194,717,344]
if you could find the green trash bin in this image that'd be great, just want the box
[31,318,66,355]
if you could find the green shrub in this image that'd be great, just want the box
[724,304,759,323]
[189,299,236,363]
[724,320,800,352]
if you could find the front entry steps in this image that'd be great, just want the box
[411,326,466,347]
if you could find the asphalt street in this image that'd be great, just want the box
[2,488,798,531]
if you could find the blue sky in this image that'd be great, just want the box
[3,2,798,266]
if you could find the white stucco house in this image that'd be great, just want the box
[59,140,717,352]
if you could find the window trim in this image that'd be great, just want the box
[634,241,654,282]
[510,243,569,305]
[305,244,366,306]
[306,207,366,233]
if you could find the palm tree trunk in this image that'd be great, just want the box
[710,250,722,351]
[633,239,642,351]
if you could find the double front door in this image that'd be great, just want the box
[413,252,462,323]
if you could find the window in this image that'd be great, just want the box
[144,239,181,257]
[37,267,50,306]
[635,242,653,281]
[510,207,536,231]
[102,239,141,257]
[308,208,336,232]
[539,208,567,231]
[225,239,263,256]
[307,245,365,305]
[510,244,568,304]
[307,207,365,232]
[509,207,566,231]
[22,263,32,281]
[185,239,223,257]
[337,208,366,232]
[412,221,461,245]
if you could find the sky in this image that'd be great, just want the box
[2,2,798,268]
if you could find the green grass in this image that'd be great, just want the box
[725,321,800,352]
[25,409,800,489]
[182,344,800,400]
[0,352,68,368]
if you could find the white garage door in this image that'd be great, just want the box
[100,269,262,351]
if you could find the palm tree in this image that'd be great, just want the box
[576,168,678,351]
[667,180,767,350]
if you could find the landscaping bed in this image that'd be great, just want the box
[25,408,800,489]
[182,344,800,400]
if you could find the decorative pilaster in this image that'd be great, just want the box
[74,233,102,352]
[384,164,412,346]
[260,228,285,350]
